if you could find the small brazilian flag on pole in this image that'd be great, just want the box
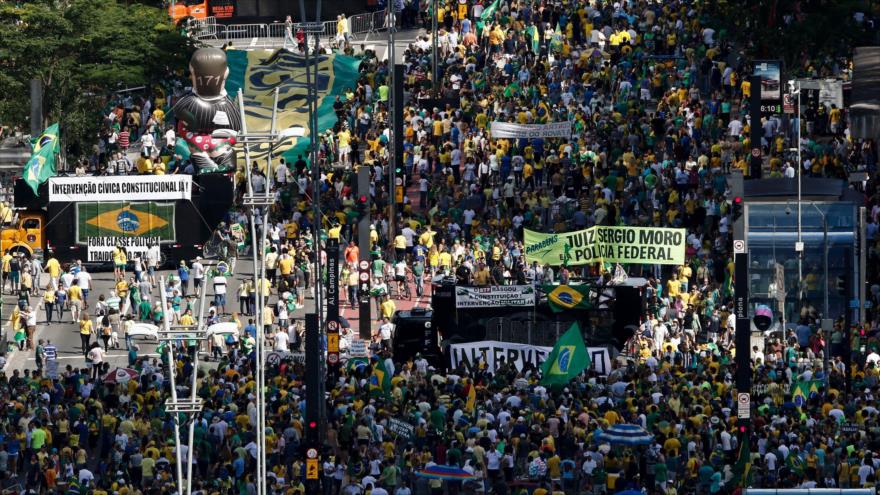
[369,357,391,398]
[24,123,60,195]
[540,322,590,386]
[543,284,591,313]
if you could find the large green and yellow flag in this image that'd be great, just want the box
[24,123,60,194]
[76,202,176,243]
[540,322,590,386]
[224,49,361,170]
[542,284,591,313]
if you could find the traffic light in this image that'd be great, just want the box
[356,166,371,215]
[356,193,369,214]
[729,172,744,224]
[837,276,847,296]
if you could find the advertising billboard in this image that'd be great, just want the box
[753,60,783,115]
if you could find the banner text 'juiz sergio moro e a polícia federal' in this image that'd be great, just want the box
[524,226,686,266]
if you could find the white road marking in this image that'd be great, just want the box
[27,353,160,361]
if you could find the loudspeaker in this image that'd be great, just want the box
[611,286,642,351]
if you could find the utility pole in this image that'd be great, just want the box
[730,171,751,487]
[326,238,340,382]
[298,0,326,490]
[431,0,438,97]
[387,3,398,245]
[357,166,372,340]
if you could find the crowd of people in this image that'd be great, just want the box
[3,0,880,494]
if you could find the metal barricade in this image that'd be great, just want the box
[190,16,220,40]
[347,12,373,35]
[266,22,287,40]
[371,10,387,31]
[216,10,383,50]
[224,23,268,43]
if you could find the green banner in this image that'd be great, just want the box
[224,49,361,168]
[524,226,686,266]
[76,202,176,243]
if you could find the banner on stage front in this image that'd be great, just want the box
[449,340,611,375]
[524,226,686,266]
[490,121,572,139]
[456,285,535,308]
[49,176,192,202]
[87,236,159,262]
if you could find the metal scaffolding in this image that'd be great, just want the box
[159,277,207,495]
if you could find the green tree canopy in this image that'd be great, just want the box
[0,0,194,155]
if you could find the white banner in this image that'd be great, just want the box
[490,121,572,139]
[455,285,536,308]
[449,340,611,375]
[797,79,844,111]
[49,176,193,202]
[86,236,159,262]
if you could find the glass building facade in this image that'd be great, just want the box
[746,201,857,323]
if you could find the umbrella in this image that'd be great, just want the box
[594,424,654,446]
[104,367,139,385]
[415,465,477,481]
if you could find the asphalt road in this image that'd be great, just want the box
[1,243,434,374]
[0,258,298,372]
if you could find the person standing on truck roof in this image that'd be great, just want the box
[146,243,161,285]
[113,245,127,281]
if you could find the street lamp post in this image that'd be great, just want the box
[808,202,830,374]
[432,0,438,97]
[789,80,805,304]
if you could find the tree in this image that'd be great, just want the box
[0,0,195,155]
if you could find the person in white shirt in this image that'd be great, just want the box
[76,268,92,307]
[146,244,161,284]
[165,127,176,149]
[213,274,227,314]
[378,318,394,350]
[273,328,289,352]
[87,345,105,379]
[728,118,743,137]
[275,162,289,185]
[192,257,205,291]
[61,271,75,290]
[140,132,156,157]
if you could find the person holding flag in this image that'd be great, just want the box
[23,123,60,194]
[540,322,591,386]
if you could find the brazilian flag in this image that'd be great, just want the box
[543,284,591,313]
[24,123,60,194]
[76,202,176,242]
[369,357,391,398]
[540,322,590,386]
[786,453,805,476]
[732,435,752,487]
